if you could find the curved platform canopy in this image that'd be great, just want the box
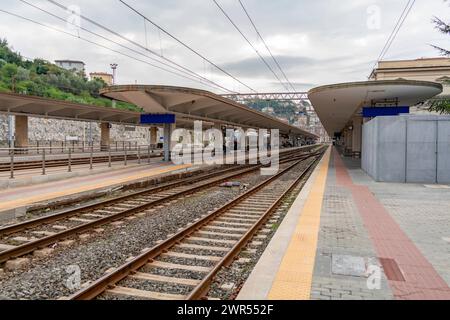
[100,85,317,139]
[308,79,443,136]
[0,92,142,125]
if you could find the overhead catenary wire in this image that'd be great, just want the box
[19,0,222,90]
[17,1,233,93]
[44,0,237,93]
[212,0,290,92]
[381,1,416,60]
[368,0,416,78]
[117,0,257,93]
[0,8,232,93]
[143,18,149,49]
[237,0,296,92]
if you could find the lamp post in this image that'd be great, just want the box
[110,63,118,85]
[110,63,118,108]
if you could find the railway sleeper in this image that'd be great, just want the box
[106,286,185,300]
[147,260,211,273]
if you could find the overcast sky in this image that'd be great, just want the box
[1,0,449,93]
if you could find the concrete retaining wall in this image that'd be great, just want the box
[362,115,450,184]
[0,115,160,146]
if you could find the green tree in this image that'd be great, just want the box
[428,98,450,114]
[246,99,301,124]
[0,39,23,66]
[2,63,18,78]
[0,37,140,111]
[431,16,450,56]
[16,67,30,81]
[35,60,49,75]
[429,2,450,114]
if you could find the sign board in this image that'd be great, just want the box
[363,107,410,118]
[66,136,79,141]
[140,114,176,124]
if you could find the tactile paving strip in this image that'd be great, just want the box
[268,148,331,300]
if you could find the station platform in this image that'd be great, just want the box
[0,150,161,163]
[238,147,450,300]
[0,161,192,222]
[0,156,163,189]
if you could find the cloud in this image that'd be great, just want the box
[0,0,448,93]
[220,55,318,77]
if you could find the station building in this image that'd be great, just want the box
[308,79,448,184]
[369,57,450,96]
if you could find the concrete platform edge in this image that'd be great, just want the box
[0,163,146,190]
[0,165,199,223]
[237,147,329,300]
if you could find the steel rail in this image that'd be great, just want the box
[0,150,311,263]
[187,157,319,299]
[0,148,304,236]
[69,150,324,300]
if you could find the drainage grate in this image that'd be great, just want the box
[379,258,405,282]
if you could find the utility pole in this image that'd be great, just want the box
[110,63,118,109]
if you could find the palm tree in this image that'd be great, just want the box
[429,8,450,114]
[431,17,450,56]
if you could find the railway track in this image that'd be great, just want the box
[68,150,324,300]
[0,148,313,264]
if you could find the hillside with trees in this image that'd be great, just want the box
[245,99,307,125]
[0,38,140,111]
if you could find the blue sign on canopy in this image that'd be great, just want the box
[363,107,410,118]
[140,114,176,124]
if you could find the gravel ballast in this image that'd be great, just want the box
[0,166,278,300]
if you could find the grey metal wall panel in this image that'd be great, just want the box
[362,118,378,179]
[377,117,407,182]
[406,120,437,183]
[362,121,371,175]
[362,115,450,184]
[437,120,450,184]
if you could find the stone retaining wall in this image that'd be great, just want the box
[0,115,161,146]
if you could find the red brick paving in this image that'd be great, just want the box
[333,148,450,300]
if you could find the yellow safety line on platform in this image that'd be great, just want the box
[267,148,330,300]
[0,164,191,212]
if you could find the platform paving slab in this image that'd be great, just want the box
[310,151,393,300]
[237,148,329,300]
[238,147,450,300]
[333,149,450,300]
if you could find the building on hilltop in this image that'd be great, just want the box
[55,60,85,74]
[89,72,113,86]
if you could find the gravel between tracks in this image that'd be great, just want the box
[100,158,318,300]
[207,159,318,300]
[0,167,276,300]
